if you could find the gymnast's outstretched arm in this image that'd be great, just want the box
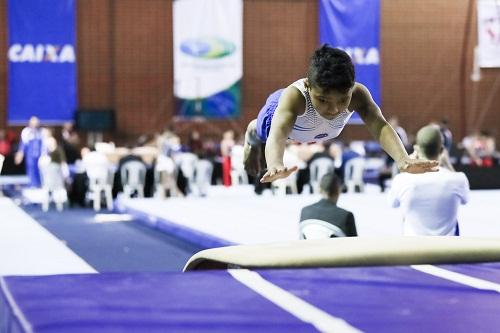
[353,83,439,174]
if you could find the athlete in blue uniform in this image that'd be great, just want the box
[15,116,44,187]
[244,45,439,183]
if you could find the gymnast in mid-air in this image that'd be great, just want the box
[243,44,439,183]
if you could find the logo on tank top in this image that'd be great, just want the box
[314,133,328,140]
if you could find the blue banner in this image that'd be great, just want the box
[7,0,77,125]
[319,0,380,124]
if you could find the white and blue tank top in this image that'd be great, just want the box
[288,78,353,143]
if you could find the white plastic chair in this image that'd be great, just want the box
[344,157,366,193]
[230,145,248,185]
[94,142,116,154]
[39,158,68,212]
[272,147,300,195]
[154,155,178,199]
[362,157,386,186]
[84,151,113,211]
[120,160,146,198]
[271,172,298,195]
[349,141,366,156]
[194,159,213,197]
[271,152,299,195]
[309,157,335,193]
[176,152,198,195]
[299,219,347,240]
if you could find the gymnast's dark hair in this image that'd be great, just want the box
[307,44,355,93]
[319,172,341,198]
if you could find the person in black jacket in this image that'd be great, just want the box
[300,172,357,237]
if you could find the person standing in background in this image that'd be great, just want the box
[220,130,235,187]
[15,116,44,187]
[61,122,81,164]
[388,116,409,151]
[0,130,12,157]
[439,118,453,152]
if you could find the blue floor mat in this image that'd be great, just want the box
[20,204,203,272]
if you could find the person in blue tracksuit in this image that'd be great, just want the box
[15,116,45,187]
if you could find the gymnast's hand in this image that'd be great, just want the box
[397,157,439,174]
[260,165,298,183]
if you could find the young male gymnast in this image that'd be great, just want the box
[244,44,439,183]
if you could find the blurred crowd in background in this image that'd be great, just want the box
[0,114,498,212]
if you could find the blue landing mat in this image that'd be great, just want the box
[2,263,500,332]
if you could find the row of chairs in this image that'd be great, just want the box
[80,152,213,210]
[272,156,389,195]
[34,152,387,210]
[38,151,215,211]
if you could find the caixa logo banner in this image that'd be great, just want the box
[8,44,76,63]
[7,0,77,124]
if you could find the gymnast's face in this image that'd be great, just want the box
[308,85,353,120]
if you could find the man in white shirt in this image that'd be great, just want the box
[388,125,470,236]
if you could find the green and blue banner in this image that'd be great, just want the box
[320,0,380,123]
[173,0,242,119]
[7,0,77,125]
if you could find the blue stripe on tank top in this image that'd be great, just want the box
[293,124,314,130]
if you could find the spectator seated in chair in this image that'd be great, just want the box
[299,172,357,239]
